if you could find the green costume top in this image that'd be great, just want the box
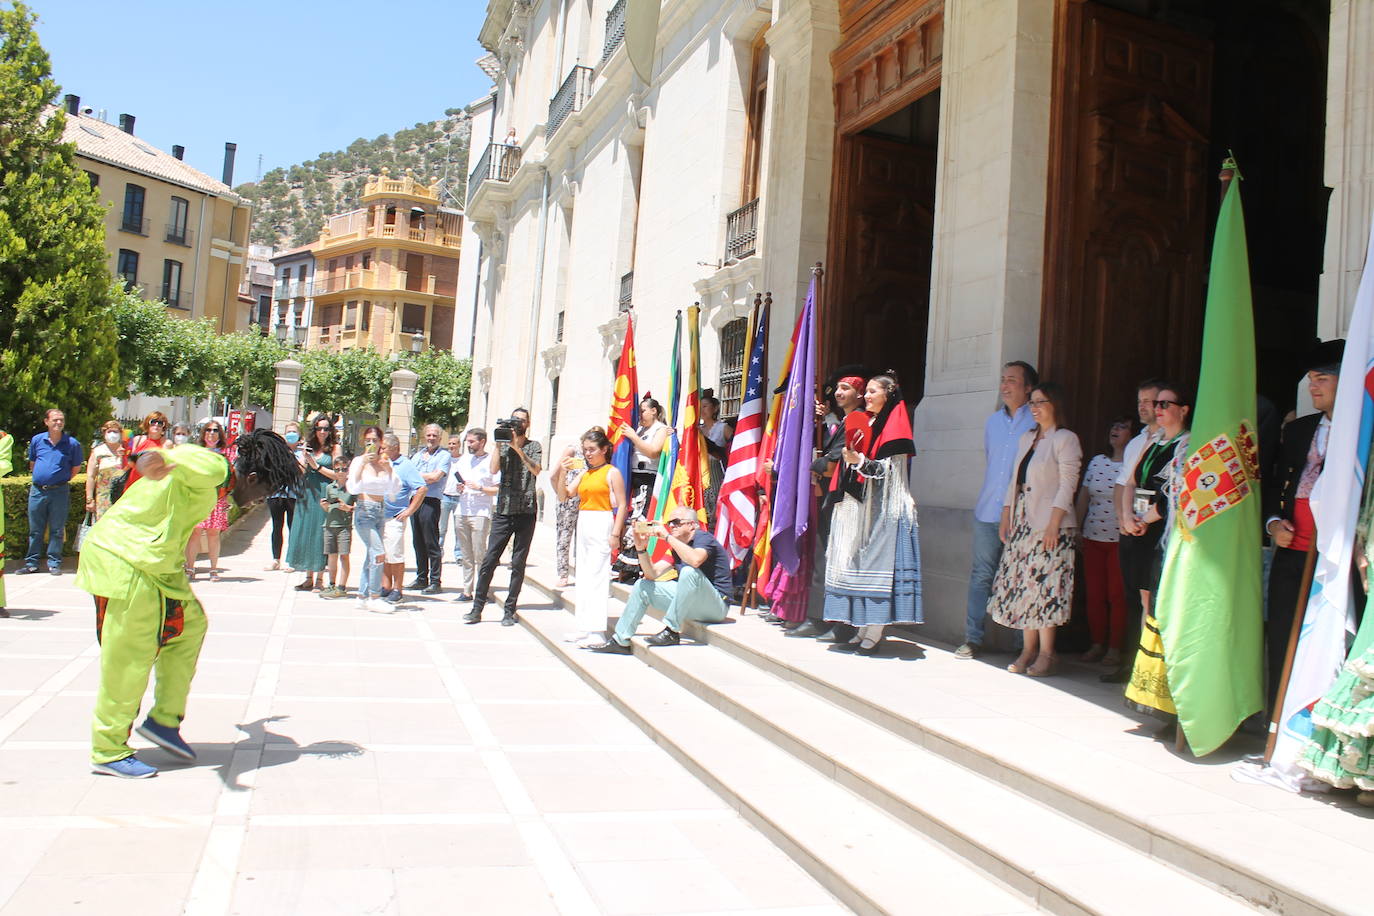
[74,443,230,603]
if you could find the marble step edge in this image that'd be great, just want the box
[673,612,1340,916]
[632,635,1260,916]
[525,570,1331,916]
[514,605,1035,916]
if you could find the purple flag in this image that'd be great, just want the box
[770,274,817,573]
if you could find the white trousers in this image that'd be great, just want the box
[573,510,613,634]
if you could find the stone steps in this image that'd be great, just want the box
[521,574,1273,915]
[672,609,1352,916]
[515,602,1035,915]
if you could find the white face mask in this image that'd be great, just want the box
[104,431,121,445]
[173,434,189,445]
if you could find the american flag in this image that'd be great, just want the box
[714,302,769,567]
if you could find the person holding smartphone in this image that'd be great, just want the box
[586,505,732,653]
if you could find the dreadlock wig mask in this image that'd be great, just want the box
[230,429,302,506]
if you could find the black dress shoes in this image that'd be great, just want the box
[462,609,482,624]
[644,628,680,648]
[405,578,428,590]
[421,584,441,595]
[786,621,830,639]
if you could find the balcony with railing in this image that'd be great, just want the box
[120,216,150,236]
[318,209,461,250]
[165,224,194,247]
[275,278,306,299]
[548,65,593,139]
[311,269,439,298]
[361,172,439,202]
[602,0,626,62]
[467,142,523,206]
[724,198,759,262]
[619,271,633,312]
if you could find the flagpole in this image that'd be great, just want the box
[1263,543,1320,762]
[742,290,772,615]
[812,263,825,492]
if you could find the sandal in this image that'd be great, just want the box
[1081,644,1106,663]
[209,569,221,582]
[264,561,281,571]
[1102,648,1122,666]
[1007,654,1033,674]
[294,579,314,591]
[1027,655,1059,678]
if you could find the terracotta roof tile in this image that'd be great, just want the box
[55,108,244,202]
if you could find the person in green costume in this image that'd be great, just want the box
[1296,480,1374,805]
[75,429,300,778]
[0,429,12,618]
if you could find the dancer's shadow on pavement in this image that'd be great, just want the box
[150,715,364,791]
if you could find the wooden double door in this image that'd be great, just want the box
[1040,0,1214,437]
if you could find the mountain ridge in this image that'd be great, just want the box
[235,108,472,249]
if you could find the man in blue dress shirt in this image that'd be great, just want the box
[20,408,84,575]
[408,423,453,594]
[955,363,1036,659]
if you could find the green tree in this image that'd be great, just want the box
[210,329,290,409]
[0,2,121,440]
[299,347,392,417]
[110,288,223,399]
[402,350,471,433]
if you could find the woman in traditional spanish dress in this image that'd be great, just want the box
[821,374,922,655]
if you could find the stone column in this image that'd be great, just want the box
[1318,0,1374,339]
[271,359,303,434]
[388,367,419,450]
[760,0,840,331]
[909,0,1055,646]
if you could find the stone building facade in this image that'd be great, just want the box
[463,0,1374,643]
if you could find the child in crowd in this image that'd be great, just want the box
[321,462,355,598]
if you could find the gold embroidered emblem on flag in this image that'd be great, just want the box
[1180,427,1255,530]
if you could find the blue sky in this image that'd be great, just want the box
[29,0,493,184]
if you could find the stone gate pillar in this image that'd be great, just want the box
[272,359,303,434]
[389,368,419,450]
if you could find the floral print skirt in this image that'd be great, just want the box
[989,496,1076,630]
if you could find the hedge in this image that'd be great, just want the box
[2,474,244,559]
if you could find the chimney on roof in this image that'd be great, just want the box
[118,113,135,134]
[172,145,185,161]
[222,142,237,186]
[64,94,80,115]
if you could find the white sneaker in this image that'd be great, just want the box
[356,596,369,611]
[368,598,393,615]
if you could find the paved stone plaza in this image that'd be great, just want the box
[0,510,844,916]
[4,507,1374,915]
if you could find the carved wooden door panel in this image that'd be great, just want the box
[1040,1,1212,438]
[823,133,936,404]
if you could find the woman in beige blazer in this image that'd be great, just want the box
[989,382,1082,676]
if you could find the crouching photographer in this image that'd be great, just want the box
[463,408,542,626]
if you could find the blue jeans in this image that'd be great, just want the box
[613,566,728,646]
[438,495,462,561]
[26,484,71,570]
[353,501,385,598]
[964,519,1003,645]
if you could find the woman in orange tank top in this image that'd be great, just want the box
[554,427,628,644]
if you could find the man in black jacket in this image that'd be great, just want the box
[1263,339,1344,711]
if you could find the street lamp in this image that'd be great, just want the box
[409,331,425,354]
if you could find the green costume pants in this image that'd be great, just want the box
[91,576,207,764]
